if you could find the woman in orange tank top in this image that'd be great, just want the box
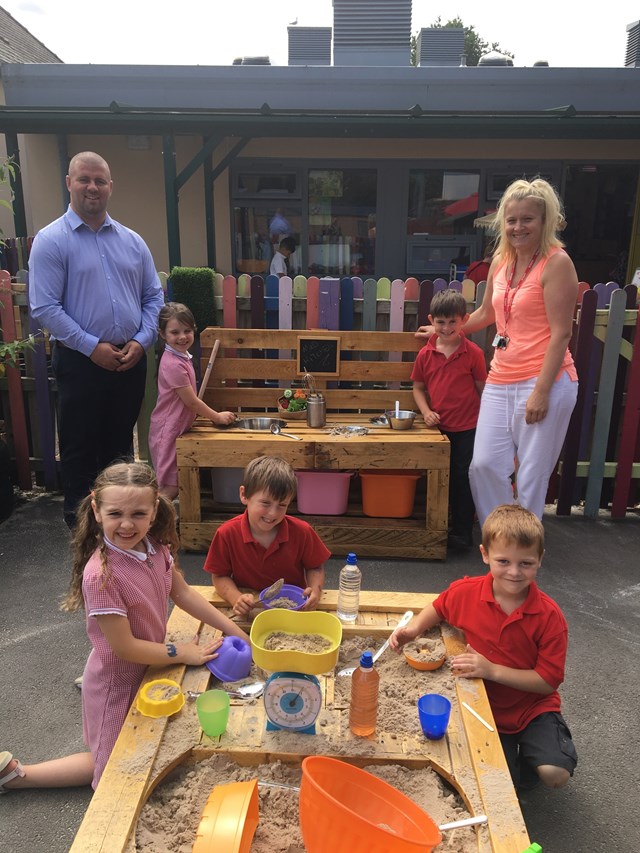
[417,178,579,525]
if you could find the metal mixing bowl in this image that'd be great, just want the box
[384,410,416,430]
[234,417,287,431]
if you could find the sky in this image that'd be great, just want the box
[3,0,639,69]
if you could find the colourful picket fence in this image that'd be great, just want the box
[1,270,639,518]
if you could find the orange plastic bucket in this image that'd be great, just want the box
[360,469,422,518]
[299,756,442,853]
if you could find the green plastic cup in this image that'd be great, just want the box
[196,689,230,737]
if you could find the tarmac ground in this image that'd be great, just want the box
[1,493,639,853]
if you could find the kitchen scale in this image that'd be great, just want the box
[263,671,323,735]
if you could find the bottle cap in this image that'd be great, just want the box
[346,552,358,564]
[360,651,373,668]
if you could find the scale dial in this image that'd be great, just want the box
[263,672,322,733]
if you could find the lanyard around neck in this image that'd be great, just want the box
[502,251,539,334]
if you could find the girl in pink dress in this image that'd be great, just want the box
[0,462,249,793]
[149,303,235,499]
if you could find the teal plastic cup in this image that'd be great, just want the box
[196,689,230,737]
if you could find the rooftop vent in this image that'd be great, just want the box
[533,60,550,67]
[288,26,332,66]
[237,56,271,66]
[332,0,412,66]
[478,51,514,67]
[626,20,640,67]
[417,27,465,67]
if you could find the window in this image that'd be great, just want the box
[236,172,298,197]
[408,170,480,236]
[233,204,302,276]
[308,168,377,277]
[486,168,555,200]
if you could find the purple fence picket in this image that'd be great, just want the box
[339,277,354,389]
[556,288,598,515]
[601,285,638,506]
[612,305,640,517]
[418,280,434,327]
[250,275,265,387]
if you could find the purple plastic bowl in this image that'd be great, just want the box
[205,635,252,682]
[259,583,307,611]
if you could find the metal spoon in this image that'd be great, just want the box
[187,681,265,701]
[270,423,303,440]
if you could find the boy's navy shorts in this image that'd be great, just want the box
[499,712,578,788]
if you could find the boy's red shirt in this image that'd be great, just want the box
[203,511,330,591]
[433,572,567,733]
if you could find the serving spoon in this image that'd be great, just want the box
[270,423,303,440]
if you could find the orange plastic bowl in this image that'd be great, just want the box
[403,645,446,672]
[299,756,442,853]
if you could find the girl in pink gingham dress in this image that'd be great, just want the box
[148,303,235,500]
[0,462,249,794]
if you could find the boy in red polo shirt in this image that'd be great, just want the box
[204,456,329,617]
[390,504,577,793]
[411,290,487,550]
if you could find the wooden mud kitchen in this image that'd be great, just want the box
[176,328,450,560]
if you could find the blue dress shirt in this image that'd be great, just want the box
[29,207,164,357]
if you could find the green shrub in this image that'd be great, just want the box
[169,266,216,332]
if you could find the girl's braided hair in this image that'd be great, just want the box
[61,462,179,612]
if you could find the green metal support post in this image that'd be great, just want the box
[162,133,181,269]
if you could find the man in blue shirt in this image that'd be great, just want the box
[29,151,164,528]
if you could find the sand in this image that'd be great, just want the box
[135,755,478,852]
[133,627,486,852]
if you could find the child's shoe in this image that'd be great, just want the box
[0,752,25,793]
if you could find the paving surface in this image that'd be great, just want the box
[1,493,639,853]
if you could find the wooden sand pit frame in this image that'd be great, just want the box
[69,591,530,853]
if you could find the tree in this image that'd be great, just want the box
[427,17,514,67]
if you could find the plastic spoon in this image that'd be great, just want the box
[260,577,284,601]
[336,610,414,677]
[439,815,488,831]
[270,423,303,440]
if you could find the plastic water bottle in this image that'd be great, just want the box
[349,650,379,736]
[336,552,361,622]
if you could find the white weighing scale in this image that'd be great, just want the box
[263,671,322,735]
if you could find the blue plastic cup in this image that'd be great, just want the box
[418,693,451,740]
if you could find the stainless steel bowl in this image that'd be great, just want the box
[234,417,287,432]
[384,410,416,430]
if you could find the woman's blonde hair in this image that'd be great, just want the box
[61,462,179,612]
[494,177,566,263]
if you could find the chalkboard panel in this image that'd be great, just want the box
[296,335,341,377]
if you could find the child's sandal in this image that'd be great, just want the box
[0,751,25,793]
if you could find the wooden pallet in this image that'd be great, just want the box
[70,591,530,853]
